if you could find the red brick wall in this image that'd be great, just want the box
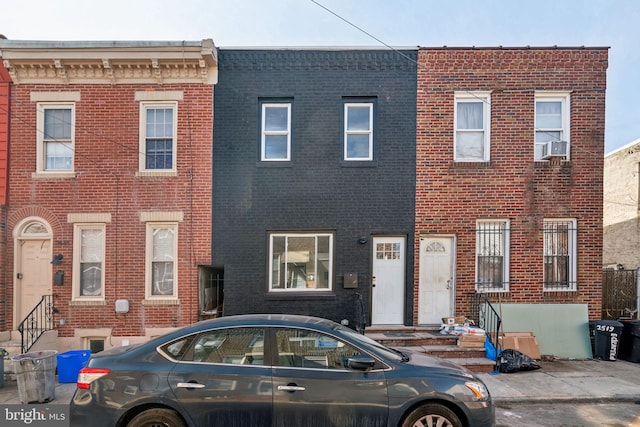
[415,48,608,322]
[6,84,213,336]
[0,64,9,330]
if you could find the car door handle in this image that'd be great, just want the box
[177,382,206,389]
[277,384,306,392]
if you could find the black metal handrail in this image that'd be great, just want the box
[470,293,503,367]
[17,294,57,354]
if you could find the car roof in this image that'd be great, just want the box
[149,314,342,345]
[196,314,340,330]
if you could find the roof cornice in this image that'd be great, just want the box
[0,39,217,85]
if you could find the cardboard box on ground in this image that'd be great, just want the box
[499,332,541,360]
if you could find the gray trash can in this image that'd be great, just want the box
[0,348,6,389]
[11,350,57,403]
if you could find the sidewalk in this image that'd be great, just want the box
[478,358,640,403]
[0,358,638,406]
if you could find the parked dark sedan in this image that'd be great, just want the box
[70,314,494,427]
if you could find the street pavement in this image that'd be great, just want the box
[0,358,638,406]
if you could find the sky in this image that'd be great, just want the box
[2,0,638,154]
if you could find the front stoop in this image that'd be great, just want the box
[366,328,497,374]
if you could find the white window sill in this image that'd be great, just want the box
[142,298,180,306]
[136,171,178,177]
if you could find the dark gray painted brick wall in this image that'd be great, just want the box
[212,49,417,326]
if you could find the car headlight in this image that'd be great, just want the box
[464,381,490,400]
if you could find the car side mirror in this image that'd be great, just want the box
[347,355,376,371]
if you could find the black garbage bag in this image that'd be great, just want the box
[497,349,541,373]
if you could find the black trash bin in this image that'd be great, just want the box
[618,320,640,363]
[591,320,623,361]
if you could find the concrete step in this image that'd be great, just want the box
[366,328,496,374]
[366,330,458,347]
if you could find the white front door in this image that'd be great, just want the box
[17,239,52,323]
[418,235,455,325]
[371,236,405,325]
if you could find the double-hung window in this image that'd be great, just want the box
[139,102,177,171]
[534,92,570,160]
[543,219,577,291]
[146,223,178,298]
[261,103,291,161]
[476,220,510,292]
[344,102,373,161]
[454,92,490,162]
[73,224,105,299]
[37,103,75,172]
[269,233,333,291]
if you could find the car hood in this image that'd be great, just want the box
[401,348,480,380]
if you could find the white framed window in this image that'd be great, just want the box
[261,103,291,161]
[72,224,105,300]
[139,102,178,171]
[534,92,570,160]
[344,102,373,161]
[269,233,333,291]
[36,103,75,173]
[543,219,577,291]
[146,223,178,299]
[454,92,491,162]
[475,220,510,292]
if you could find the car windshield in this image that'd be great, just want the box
[335,325,406,362]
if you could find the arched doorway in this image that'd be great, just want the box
[13,217,53,327]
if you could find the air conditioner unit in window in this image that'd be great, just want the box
[541,140,569,159]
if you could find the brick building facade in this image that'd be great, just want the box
[0,40,217,352]
[212,48,417,327]
[415,47,608,323]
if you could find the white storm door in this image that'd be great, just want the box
[18,239,52,322]
[418,236,455,325]
[371,236,405,325]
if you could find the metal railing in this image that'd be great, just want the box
[470,293,503,366]
[17,295,57,354]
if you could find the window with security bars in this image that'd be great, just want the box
[543,219,577,291]
[476,220,509,292]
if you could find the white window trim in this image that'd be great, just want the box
[36,102,76,174]
[268,232,333,292]
[475,219,510,293]
[344,102,374,161]
[138,101,178,172]
[72,223,106,301]
[454,91,491,162]
[145,222,179,300]
[261,103,291,161]
[543,218,577,292]
[534,91,571,161]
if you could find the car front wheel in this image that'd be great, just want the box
[127,408,186,427]
[402,403,463,427]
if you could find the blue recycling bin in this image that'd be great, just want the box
[57,350,91,383]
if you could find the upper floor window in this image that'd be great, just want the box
[73,224,105,299]
[37,103,75,172]
[269,233,333,292]
[344,102,374,161]
[261,103,291,161]
[534,92,570,161]
[476,220,510,292]
[146,223,178,299]
[139,102,177,171]
[454,92,490,162]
